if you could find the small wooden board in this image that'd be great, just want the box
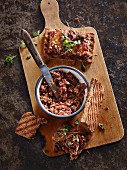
[19,0,124,157]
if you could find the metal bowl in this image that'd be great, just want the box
[35,65,89,118]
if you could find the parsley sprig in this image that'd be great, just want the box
[44,149,49,153]
[20,40,26,49]
[63,38,81,52]
[73,135,79,142]
[33,30,40,37]
[60,124,71,135]
[67,141,73,146]
[5,54,16,64]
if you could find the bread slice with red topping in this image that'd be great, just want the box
[43,28,94,64]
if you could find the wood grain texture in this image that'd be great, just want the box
[19,0,124,157]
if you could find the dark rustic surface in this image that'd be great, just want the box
[0,0,127,170]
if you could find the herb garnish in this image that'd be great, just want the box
[98,123,105,131]
[5,54,16,64]
[73,135,79,142]
[33,30,40,37]
[44,149,49,153]
[75,119,79,125]
[63,39,75,48]
[63,39,81,52]
[20,40,26,49]
[67,141,73,146]
[60,124,71,135]
[63,125,71,135]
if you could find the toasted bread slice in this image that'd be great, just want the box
[80,78,104,133]
[15,112,47,139]
[43,28,94,63]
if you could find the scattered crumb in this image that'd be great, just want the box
[26,56,31,60]
[33,41,38,46]
[98,123,105,131]
[71,60,75,65]
[105,107,109,110]
[86,150,90,154]
[65,21,70,27]
[74,17,80,22]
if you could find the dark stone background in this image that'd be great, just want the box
[0,0,127,170]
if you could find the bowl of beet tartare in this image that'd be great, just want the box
[35,65,89,118]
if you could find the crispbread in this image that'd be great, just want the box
[15,112,47,139]
[80,78,104,133]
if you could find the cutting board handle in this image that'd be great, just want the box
[40,0,67,29]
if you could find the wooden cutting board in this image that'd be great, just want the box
[19,0,124,157]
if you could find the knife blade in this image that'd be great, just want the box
[21,29,59,98]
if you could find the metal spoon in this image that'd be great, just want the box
[21,29,59,98]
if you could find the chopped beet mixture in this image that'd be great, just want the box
[60,132,87,160]
[40,71,87,116]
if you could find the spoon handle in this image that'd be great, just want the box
[21,29,44,68]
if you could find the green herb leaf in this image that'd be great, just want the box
[64,125,71,134]
[60,124,71,135]
[63,39,81,53]
[67,141,73,146]
[63,39,76,48]
[98,123,105,131]
[63,39,70,46]
[33,30,40,37]
[73,135,79,142]
[44,149,49,153]
[75,119,79,125]
[5,54,16,64]
[5,56,13,63]
[20,40,26,49]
